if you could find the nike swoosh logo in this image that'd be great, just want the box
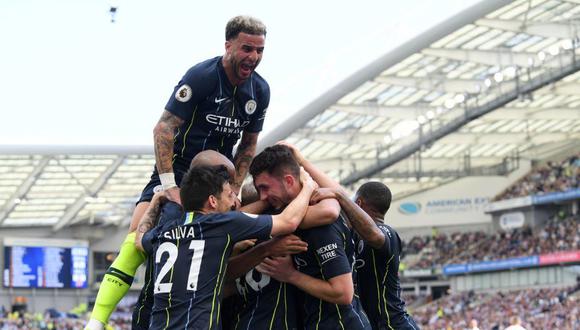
[214,97,229,103]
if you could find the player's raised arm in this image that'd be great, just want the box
[278,140,343,191]
[312,188,386,249]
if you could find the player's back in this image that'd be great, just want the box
[234,240,299,330]
[142,208,273,330]
[355,223,416,329]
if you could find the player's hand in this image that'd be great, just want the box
[151,191,169,204]
[256,255,298,283]
[232,239,257,256]
[310,188,338,204]
[299,167,318,192]
[234,196,242,211]
[264,234,308,257]
[276,141,305,164]
[165,186,181,205]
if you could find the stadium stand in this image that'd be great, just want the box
[404,213,580,269]
[413,285,580,330]
[495,153,579,201]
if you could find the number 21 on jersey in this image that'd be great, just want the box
[154,240,205,294]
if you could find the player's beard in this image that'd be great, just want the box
[277,187,295,210]
[231,56,258,82]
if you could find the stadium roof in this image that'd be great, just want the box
[0,146,153,229]
[260,0,580,196]
[1,0,580,229]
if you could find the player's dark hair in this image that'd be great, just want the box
[356,181,392,216]
[180,165,230,211]
[240,182,259,207]
[226,15,267,41]
[249,145,300,180]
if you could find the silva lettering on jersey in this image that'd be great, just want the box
[163,226,196,240]
[317,243,338,264]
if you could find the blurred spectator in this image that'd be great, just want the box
[468,319,480,330]
[505,316,526,330]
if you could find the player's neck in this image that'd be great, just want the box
[188,208,210,215]
[368,211,385,224]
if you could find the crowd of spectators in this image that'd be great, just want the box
[495,153,579,201]
[413,285,579,330]
[0,302,132,330]
[404,213,579,270]
[0,314,131,330]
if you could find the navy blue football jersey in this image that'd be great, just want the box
[354,223,416,330]
[165,56,269,169]
[142,206,273,330]
[294,216,371,330]
[234,239,299,330]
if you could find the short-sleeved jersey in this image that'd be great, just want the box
[294,216,371,330]
[354,223,413,330]
[234,239,299,330]
[165,56,269,169]
[142,206,273,330]
[132,202,184,329]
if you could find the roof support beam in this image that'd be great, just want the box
[0,157,51,225]
[329,104,427,119]
[295,129,577,145]
[375,76,482,93]
[329,104,580,120]
[342,49,580,185]
[477,18,580,40]
[423,48,561,68]
[53,156,126,231]
[311,155,511,173]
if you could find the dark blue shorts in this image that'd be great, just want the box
[136,166,188,204]
[379,315,420,330]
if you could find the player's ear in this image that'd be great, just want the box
[283,174,295,187]
[208,195,218,209]
[225,40,232,54]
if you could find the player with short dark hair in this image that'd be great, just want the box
[251,145,371,330]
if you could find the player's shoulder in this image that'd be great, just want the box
[250,71,270,91]
[300,220,341,239]
[184,56,221,79]
[200,210,254,223]
[377,223,395,238]
[157,201,184,229]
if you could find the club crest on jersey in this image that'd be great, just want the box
[245,100,257,114]
[175,84,192,102]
